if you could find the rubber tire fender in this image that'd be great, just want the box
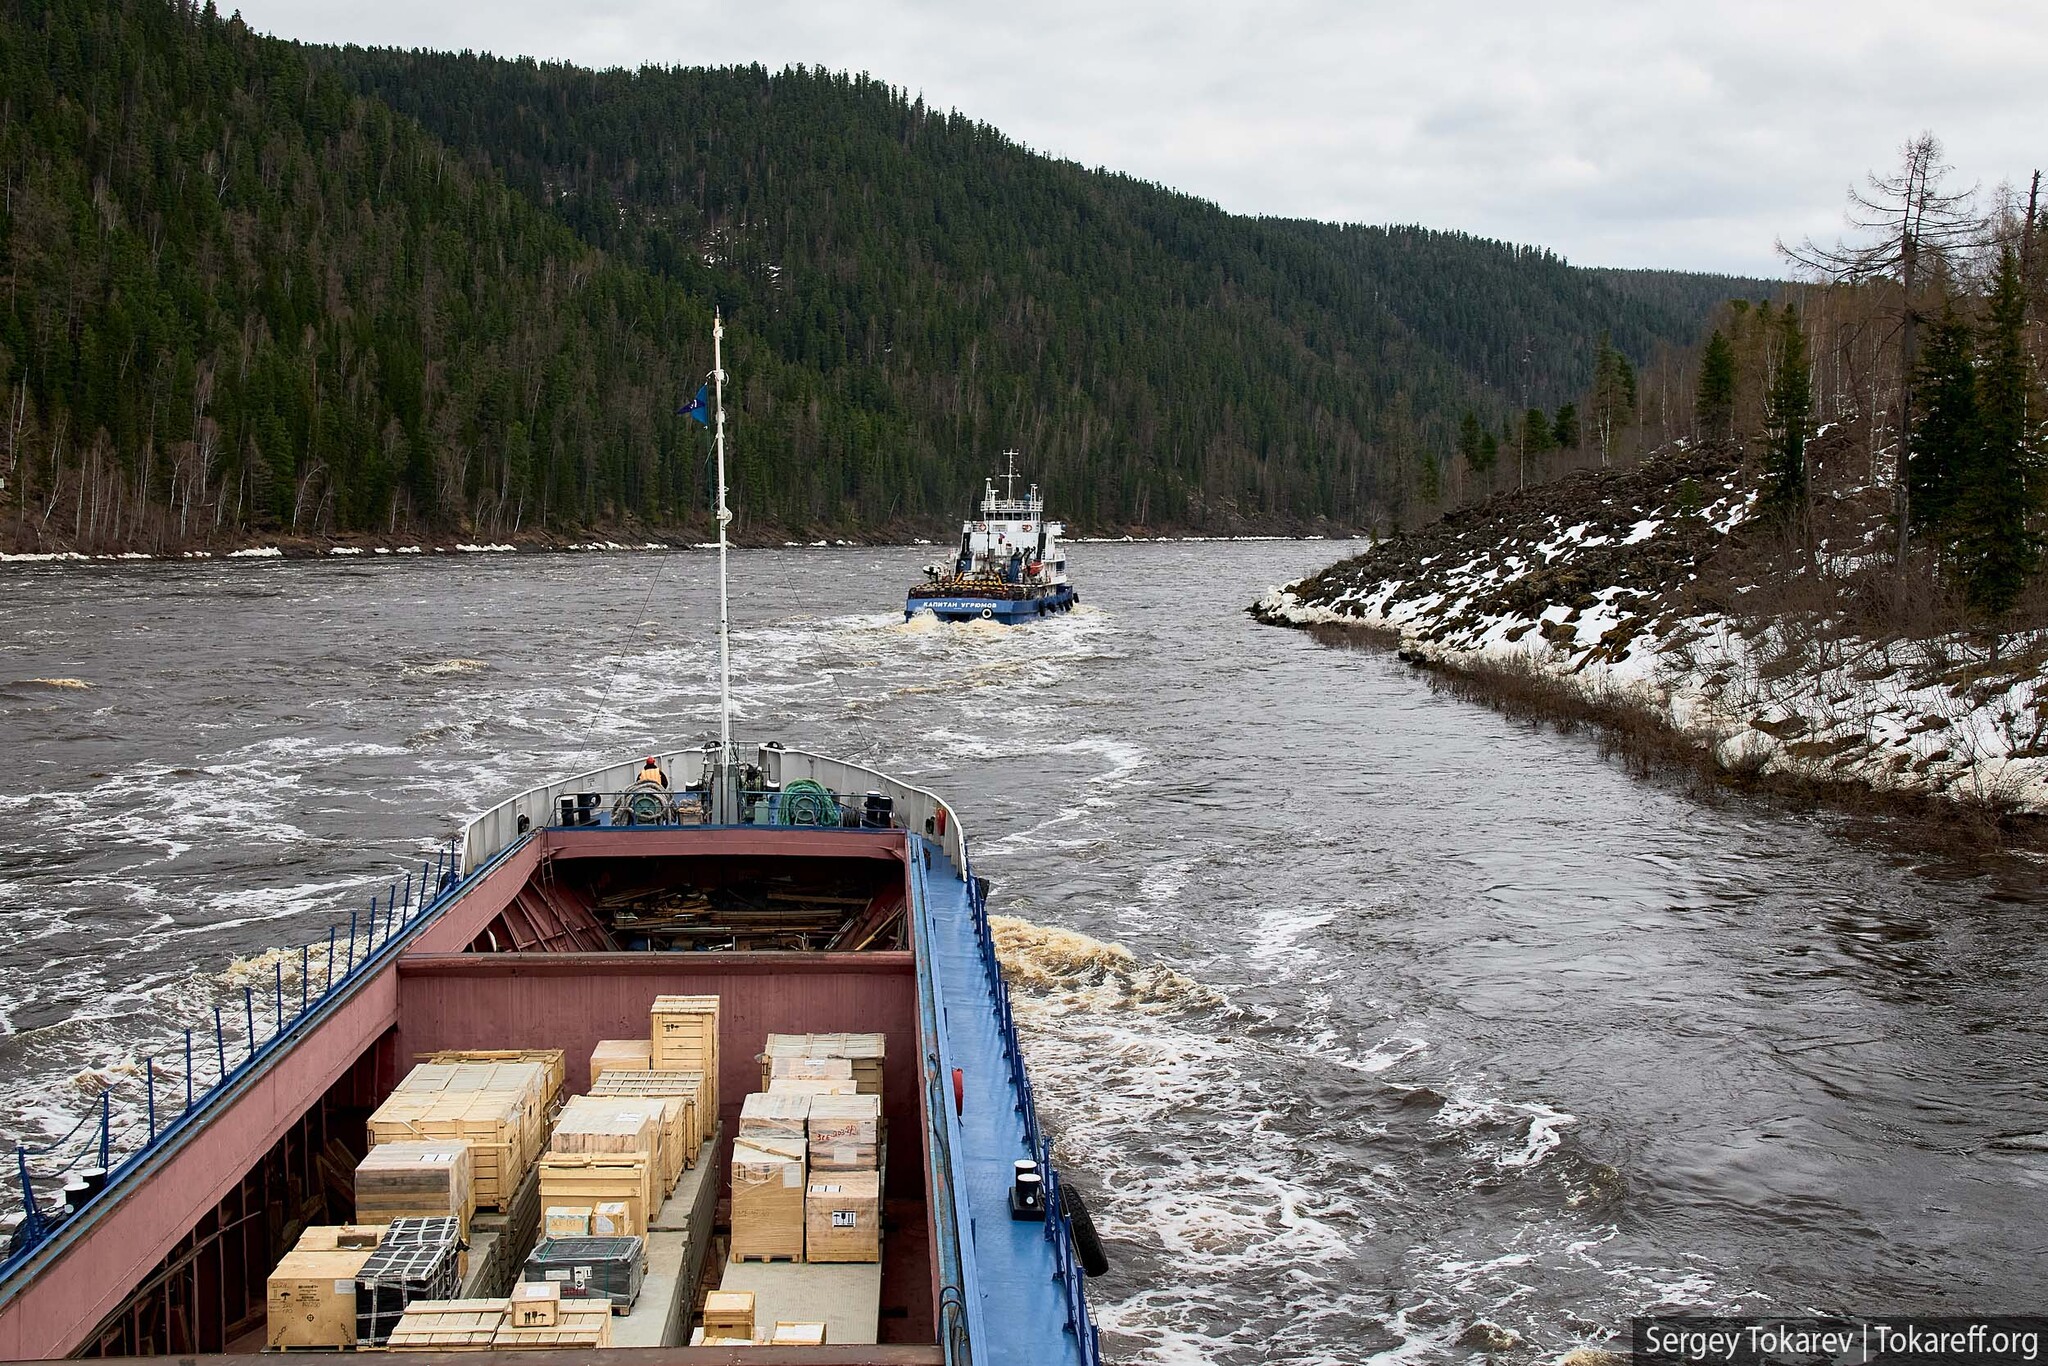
[1061,1180,1110,1277]
[980,606,994,620]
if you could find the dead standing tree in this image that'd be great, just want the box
[1779,133,1980,569]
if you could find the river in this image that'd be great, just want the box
[2,541,2045,1364]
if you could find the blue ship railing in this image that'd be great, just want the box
[942,842,1102,1366]
[911,842,984,1366]
[1,837,474,1277]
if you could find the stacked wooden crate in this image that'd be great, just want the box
[650,995,720,1139]
[494,1302,612,1348]
[807,1094,883,1173]
[589,1069,703,1173]
[266,1226,383,1349]
[536,1153,653,1238]
[370,1061,552,1209]
[587,1038,652,1085]
[729,1136,807,1261]
[354,1140,476,1238]
[761,1032,885,1097]
[804,1169,881,1263]
[701,1290,755,1343]
[383,1299,505,1350]
[417,1049,567,1111]
[739,1092,810,1142]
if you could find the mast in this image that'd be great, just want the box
[713,311,734,762]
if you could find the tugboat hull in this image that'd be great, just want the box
[904,584,1077,623]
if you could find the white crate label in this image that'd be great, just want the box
[333,1279,354,1294]
[544,1269,571,1281]
[832,1210,857,1228]
[573,1267,591,1288]
[784,1167,801,1187]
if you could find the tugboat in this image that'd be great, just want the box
[0,318,1103,1363]
[905,453,1078,623]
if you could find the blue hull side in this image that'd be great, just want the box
[905,585,1077,623]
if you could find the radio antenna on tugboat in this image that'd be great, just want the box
[713,309,735,763]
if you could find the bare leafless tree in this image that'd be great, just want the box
[1779,133,1981,567]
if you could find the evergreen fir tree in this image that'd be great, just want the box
[1695,329,1736,442]
[1907,305,1977,539]
[1952,247,2041,620]
[1551,402,1579,450]
[1523,408,1554,455]
[1457,411,1484,468]
[1760,305,1812,516]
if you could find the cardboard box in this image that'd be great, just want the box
[702,1289,755,1338]
[589,1038,653,1085]
[774,1321,829,1346]
[805,1169,881,1263]
[591,1200,638,1238]
[355,1141,475,1238]
[509,1280,561,1328]
[739,1091,810,1141]
[544,1206,591,1238]
[266,1244,375,1348]
[730,1138,806,1261]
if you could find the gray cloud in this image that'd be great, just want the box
[238,0,2047,274]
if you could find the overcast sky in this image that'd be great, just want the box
[235,0,2046,277]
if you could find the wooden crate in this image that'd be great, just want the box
[369,1089,535,1211]
[805,1169,881,1263]
[294,1224,387,1252]
[588,1038,652,1085]
[774,1321,830,1346]
[355,1141,476,1238]
[648,996,719,1137]
[730,1138,806,1262]
[492,1302,612,1348]
[589,1070,704,1170]
[767,1077,858,1097]
[761,1032,884,1096]
[739,1092,810,1141]
[382,1298,506,1350]
[266,1244,376,1348]
[509,1280,561,1328]
[769,1056,853,1083]
[591,1199,638,1238]
[536,1154,651,1237]
[548,1096,662,1208]
[807,1093,882,1172]
[417,1050,567,1109]
[702,1289,755,1338]
[544,1207,590,1238]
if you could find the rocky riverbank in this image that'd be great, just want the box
[1255,443,2048,832]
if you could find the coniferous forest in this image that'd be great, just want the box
[0,0,1774,552]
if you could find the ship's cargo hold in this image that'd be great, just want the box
[509,1280,562,1328]
[774,1321,830,1346]
[591,1199,638,1238]
[493,1301,613,1348]
[371,1063,550,1209]
[589,1068,704,1170]
[702,1289,755,1339]
[417,1049,567,1109]
[544,1207,590,1238]
[770,1056,854,1083]
[523,1235,646,1310]
[354,1217,463,1345]
[382,1297,507,1349]
[768,1077,859,1097]
[649,995,720,1138]
[536,1153,651,1239]
[762,1032,884,1096]
[730,1137,807,1261]
[739,1091,810,1141]
[355,1140,476,1237]
[265,1243,376,1349]
[588,1038,652,1085]
[805,1170,882,1263]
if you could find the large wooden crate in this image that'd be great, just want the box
[702,1290,755,1339]
[536,1154,652,1237]
[761,1032,884,1097]
[805,1169,881,1263]
[739,1092,810,1143]
[588,1038,652,1085]
[356,1141,476,1237]
[417,1050,567,1109]
[267,1244,376,1349]
[649,996,719,1137]
[806,1094,882,1173]
[549,1096,663,1203]
[382,1298,506,1350]
[730,1137,806,1262]
[369,1089,536,1211]
[589,1069,703,1173]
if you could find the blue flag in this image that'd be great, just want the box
[676,383,710,425]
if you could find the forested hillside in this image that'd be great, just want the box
[0,0,1771,553]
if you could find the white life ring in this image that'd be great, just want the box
[979,606,995,620]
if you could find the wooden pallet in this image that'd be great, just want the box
[728,1251,802,1264]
